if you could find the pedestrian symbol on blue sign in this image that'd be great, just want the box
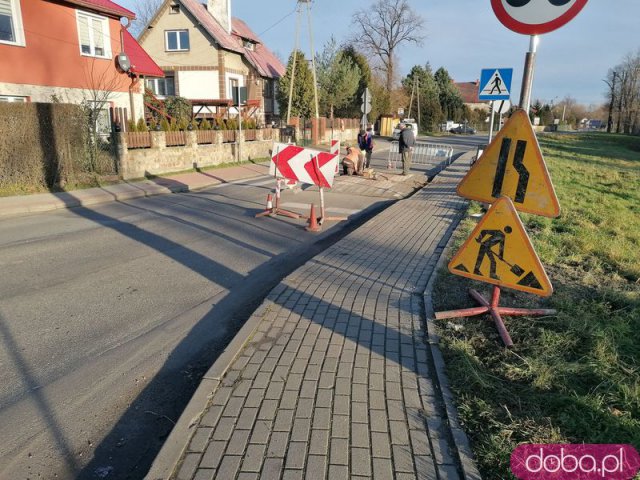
[479,68,513,101]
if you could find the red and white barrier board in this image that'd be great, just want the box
[269,143,339,188]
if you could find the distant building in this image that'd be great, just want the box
[0,0,163,124]
[453,80,490,111]
[138,0,285,125]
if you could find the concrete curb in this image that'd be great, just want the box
[145,300,274,480]
[0,174,266,219]
[422,151,482,480]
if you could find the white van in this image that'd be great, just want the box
[392,119,419,140]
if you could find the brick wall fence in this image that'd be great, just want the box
[115,119,362,181]
[115,128,280,180]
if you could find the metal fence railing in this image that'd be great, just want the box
[387,141,454,172]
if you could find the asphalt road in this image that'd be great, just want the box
[0,138,468,479]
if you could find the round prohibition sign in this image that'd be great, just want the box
[491,0,589,35]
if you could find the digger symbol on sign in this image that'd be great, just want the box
[448,197,553,296]
[473,225,528,281]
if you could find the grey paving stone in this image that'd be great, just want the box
[331,415,350,438]
[285,441,308,469]
[295,397,314,419]
[282,469,303,480]
[371,431,392,458]
[305,455,328,480]
[267,431,289,458]
[240,444,266,472]
[249,420,272,445]
[372,457,394,480]
[265,381,285,400]
[309,429,329,455]
[351,422,370,448]
[274,409,295,432]
[192,469,215,480]
[333,395,350,416]
[222,396,244,417]
[235,407,258,431]
[188,427,213,453]
[261,458,284,480]
[351,402,369,424]
[236,473,259,480]
[244,388,265,408]
[410,429,432,456]
[392,445,415,473]
[330,438,349,465]
[390,421,410,446]
[200,441,226,469]
[216,455,242,479]
[175,453,200,480]
[327,464,349,480]
[414,455,439,479]
[351,447,372,477]
[226,429,250,455]
[315,388,333,408]
[312,407,331,430]
[370,409,389,433]
[258,400,279,420]
[290,417,311,442]
[212,417,236,441]
[200,405,223,428]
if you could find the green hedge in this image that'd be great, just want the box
[0,102,108,193]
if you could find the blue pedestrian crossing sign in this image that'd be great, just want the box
[479,68,513,101]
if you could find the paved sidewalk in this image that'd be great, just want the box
[147,156,481,479]
[0,163,270,218]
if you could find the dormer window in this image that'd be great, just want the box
[243,39,255,51]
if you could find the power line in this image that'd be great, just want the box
[257,7,297,37]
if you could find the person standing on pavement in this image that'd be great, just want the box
[358,128,374,169]
[399,123,416,175]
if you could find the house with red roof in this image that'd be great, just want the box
[138,0,285,125]
[0,0,163,129]
[453,79,490,111]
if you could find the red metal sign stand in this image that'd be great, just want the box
[435,286,556,347]
[256,149,304,220]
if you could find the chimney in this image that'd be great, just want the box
[208,0,231,33]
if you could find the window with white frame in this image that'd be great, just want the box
[0,0,25,46]
[0,95,27,102]
[76,11,111,58]
[145,76,175,97]
[165,30,189,51]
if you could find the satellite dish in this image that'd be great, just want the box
[116,52,131,73]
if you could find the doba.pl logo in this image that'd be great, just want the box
[511,444,640,479]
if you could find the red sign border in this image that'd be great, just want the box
[491,0,589,35]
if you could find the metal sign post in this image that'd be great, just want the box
[519,35,539,114]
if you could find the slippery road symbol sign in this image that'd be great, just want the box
[457,109,560,218]
[448,197,553,297]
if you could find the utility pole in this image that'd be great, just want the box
[607,71,617,133]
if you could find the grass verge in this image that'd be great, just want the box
[433,133,640,479]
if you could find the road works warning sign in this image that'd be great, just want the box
[457,109,560,218]
[449,197,553,297]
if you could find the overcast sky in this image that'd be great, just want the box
[125,0,639,107]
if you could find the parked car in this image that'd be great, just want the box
[392,119,419,140]
[450,125,476,135]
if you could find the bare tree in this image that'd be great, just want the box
[351,0,425,93]
[129,0,163,38]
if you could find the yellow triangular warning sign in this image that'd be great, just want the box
[458,109,560,218]
[449,197,553,297]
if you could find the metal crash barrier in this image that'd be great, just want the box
[387,141,454,172]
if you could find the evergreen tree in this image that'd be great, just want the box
[277,50,315,120]
[317,39,362,120]
[336,45,373,118]
[402,64,442,132]
[434,67,464,121]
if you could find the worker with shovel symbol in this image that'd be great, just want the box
[474,226,520,280]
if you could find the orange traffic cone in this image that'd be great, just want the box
[255,193,274,218]
[306,204,321,232]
